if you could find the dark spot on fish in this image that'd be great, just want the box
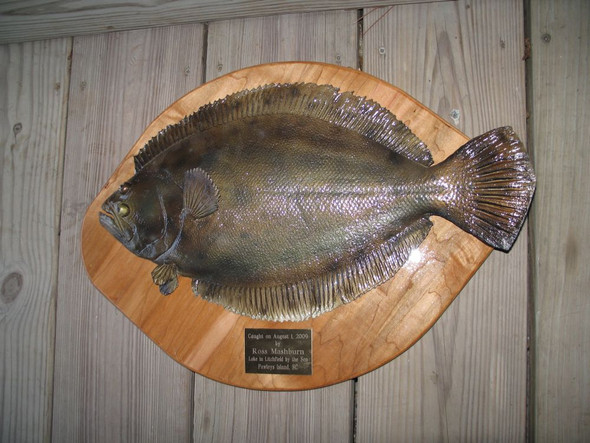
[310,133,325,145]
[240,232,250,240]
[388,151,406,166]
[234,187,251,205]
[267,150,288,171]
[228,126,241,140]
[1,272,23,304]
[324,259,342,273]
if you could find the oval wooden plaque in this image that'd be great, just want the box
[82,62,491,390]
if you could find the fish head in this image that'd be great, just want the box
[99,174,177,259]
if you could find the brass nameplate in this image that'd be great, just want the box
[245,328,312,375]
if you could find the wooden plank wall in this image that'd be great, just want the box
[357,1,529,440]
[530,1,590,441]
[1,39,70,442]
[0,0,445,44]
[52,27,204,442]
[0,0,588,441]
[192,12,357,442]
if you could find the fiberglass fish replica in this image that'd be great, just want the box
[99,83,535,322]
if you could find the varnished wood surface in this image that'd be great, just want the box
[82,61,489,391]
[0,0,587,440]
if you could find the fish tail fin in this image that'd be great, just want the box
[433,127,536,251]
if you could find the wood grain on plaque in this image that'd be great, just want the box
[52,25,204,442]
[531,0,590,440]
[194,12,358,443]
[356,1,528,440]
[82,60,488,391]
[0,38,70,443]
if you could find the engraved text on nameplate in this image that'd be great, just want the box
[245,329,312,375]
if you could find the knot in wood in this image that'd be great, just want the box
[1,272,23,304]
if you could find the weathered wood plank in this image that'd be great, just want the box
[531,0,590,440]
[192,11,357,441]
[52,25,205,442]
[0,38,69,443]
[356,1,528,440]
[194,383,354,442]
[206,11,359,78]
[0,0,447,45]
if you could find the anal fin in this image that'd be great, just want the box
[192,218,433,321]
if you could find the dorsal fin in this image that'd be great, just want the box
[134,83,433,172]
[134,118,194,172]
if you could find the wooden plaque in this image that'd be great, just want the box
[81,62,491,390]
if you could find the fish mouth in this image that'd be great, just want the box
[99,202,133,244]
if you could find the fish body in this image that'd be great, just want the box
[100,83,535,321]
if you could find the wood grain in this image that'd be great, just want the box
[206,11,359,78]
[0,0,447,45]
[82,61,490,391]
[195,13,357,442]
[193,383,354,442]
[1,1,588,441]
[52,25,204,442]
[356,1,528,440]
[194,11,358,442]
[531,0,590,440]
[0,39,70,443]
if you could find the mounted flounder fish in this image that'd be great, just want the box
[99,83,535,321]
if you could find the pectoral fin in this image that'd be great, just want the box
[151,263,179,295]
[183,168,219,219]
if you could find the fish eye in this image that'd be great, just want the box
[120,183,130,194]
[118,203,130,217]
